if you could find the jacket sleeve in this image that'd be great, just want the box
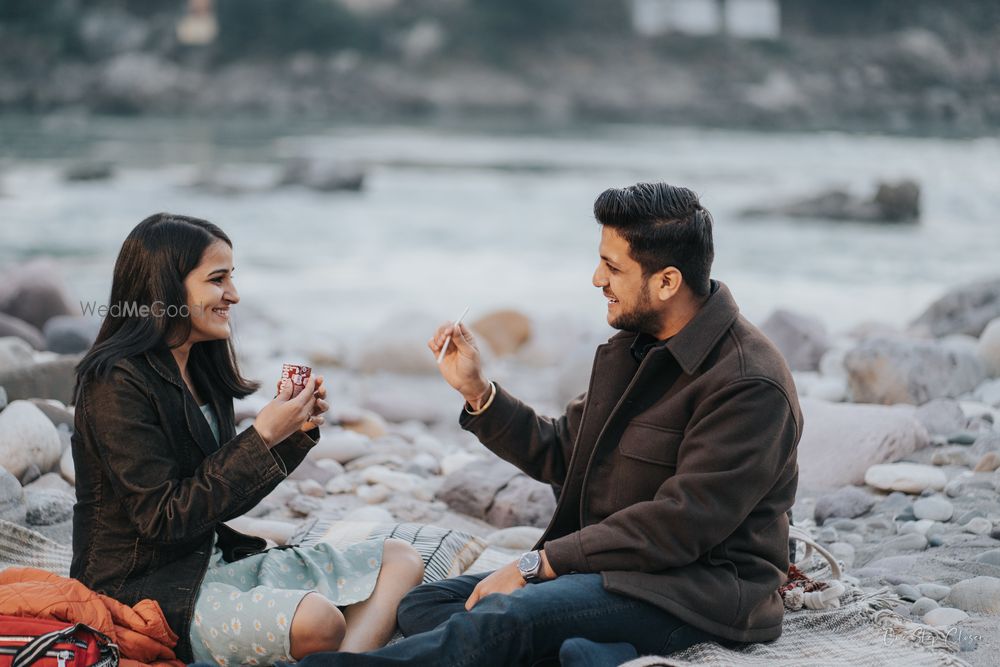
[543,378,799,574]
[81,365,315,545]
[459,383,584,487]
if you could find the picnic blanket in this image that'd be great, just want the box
[619,586,972,666]
[2,519,977,666]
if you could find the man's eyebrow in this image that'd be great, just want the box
[601,255,618,266]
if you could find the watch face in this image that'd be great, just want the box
[518,551,540,573]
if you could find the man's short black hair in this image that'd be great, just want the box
[594,182,714,297]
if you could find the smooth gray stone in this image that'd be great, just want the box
[0,465,26,525]
[895,583,921,601]
[917,583,951,601]
[24,489,75,526]
[911,597,939,617]
[913,496,954,522]
[814,486,876,525]
[974,549,1000,567]
[947,432,977,445]
[957,509,985,525]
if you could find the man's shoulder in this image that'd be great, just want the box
[718,314,797,391]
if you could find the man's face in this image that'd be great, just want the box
[592,226,662,334]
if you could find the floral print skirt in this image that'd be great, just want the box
[190,540,385,666]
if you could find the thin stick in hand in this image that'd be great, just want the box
[437,306,471,364]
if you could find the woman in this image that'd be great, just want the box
[71,213,423,665]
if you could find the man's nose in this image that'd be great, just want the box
[593,267,608,288]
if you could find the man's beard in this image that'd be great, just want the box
[610,287,660,334]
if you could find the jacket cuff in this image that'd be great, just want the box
[458,383,519,444]
[243,425,286,480]
[269,427,320,477]
[543,532,589,575]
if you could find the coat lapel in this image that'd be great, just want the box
[145,346,223,458]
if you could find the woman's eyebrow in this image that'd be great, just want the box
[207,267,233,277]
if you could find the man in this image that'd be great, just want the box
[294,182,801,666]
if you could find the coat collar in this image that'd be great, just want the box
[143,343,229,456]
[604,280,740,376]
[663,280,740,375]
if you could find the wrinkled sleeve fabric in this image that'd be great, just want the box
[459,383,584,487]
[81,364,316,545]
[544,378,799,574]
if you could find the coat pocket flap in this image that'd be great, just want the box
[619,422,682,466]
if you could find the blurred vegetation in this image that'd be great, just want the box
[0,0,631,65]
[213,0,381,59]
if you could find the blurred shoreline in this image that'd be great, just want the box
[3,2,1000,138]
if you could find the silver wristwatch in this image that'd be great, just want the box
[517,550,543,583]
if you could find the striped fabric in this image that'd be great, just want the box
[294,519,487,584]
[0,520,72,576]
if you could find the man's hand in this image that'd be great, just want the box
[428,322,491,409]
[465,551,558,610]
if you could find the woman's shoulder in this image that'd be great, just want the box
[78,353,155,401]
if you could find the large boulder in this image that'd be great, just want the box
[0,337,34,372]
[813,486,877,525]
[843,337,986,405]
[0,259,77,330]
[277,158,365,192]
[864,463,947,494]
[0,313,45,350]
[63,161,115,182]
[436,458,523,520]
[0,401,64,479]
[909,278,1000,338]
[759,309,830,372]
[470,310,533,357]
[944,576,1000,614]
[43,316,101,354]
[797,398,929,491]
[977,317,1000,378]
[485,475,556,529]
[0,356,81,404]
[741,180,919,223]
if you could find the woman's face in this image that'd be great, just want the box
[183,239,239,344]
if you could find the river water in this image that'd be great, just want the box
[2,115,999,356]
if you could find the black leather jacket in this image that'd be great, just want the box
[70,344,317,661]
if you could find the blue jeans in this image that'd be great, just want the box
[284,571,717,667]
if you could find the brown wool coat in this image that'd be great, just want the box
[460,281,802,643]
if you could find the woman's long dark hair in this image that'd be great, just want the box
[75,213,259,402]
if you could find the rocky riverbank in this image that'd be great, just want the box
[2,263,1000,663]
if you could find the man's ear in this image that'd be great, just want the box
[654,267,683,301]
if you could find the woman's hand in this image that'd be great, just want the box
[254,374,324,448]
[300,375,328,432]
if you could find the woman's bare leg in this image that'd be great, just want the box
[339,538,425,652]
[289,592,347,659]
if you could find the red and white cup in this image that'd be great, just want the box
[281,363,312,398]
